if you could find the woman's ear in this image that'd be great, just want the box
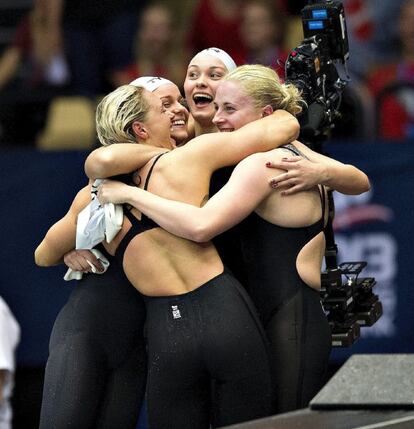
[261,105,274,117]
[131,121,149,140]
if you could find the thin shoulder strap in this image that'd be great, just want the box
[281,143,302,156]
[318,185,327,226]
[144,152,166,191]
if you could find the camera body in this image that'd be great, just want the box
[285,0,349,139]
[285,1,382,347]
[321,262,383,347]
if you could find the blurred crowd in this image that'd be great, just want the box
[0,0,414,148]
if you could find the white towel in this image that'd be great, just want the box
[63,249,110,281]
[63,179,123,281]
[76,179,123,249]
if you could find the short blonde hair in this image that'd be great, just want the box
[96,85,150,146]
[224,64,304,116]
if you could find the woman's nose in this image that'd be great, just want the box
[195,74,207,87]
[172,101,185,113]
[212,111,222,125]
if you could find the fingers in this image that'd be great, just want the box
[97,185,106,205]
[64,256,87,272]
[269,171,295,187]
[265,156,302,169]
[270,177,298,189]
[280,184,304,196]
[86,259,105,273]
[63,250,104,273]
[64,256,89,272]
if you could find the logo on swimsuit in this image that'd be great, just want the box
[171,305,181,319]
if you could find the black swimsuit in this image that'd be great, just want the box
[211,144,332,414]
[115,153,164,263]
[39,246,147,429]
[113,153,274,428]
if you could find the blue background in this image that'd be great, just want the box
[0,142,413,367]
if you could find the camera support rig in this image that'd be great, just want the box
[285,0,382,347]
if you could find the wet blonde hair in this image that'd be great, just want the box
[96,85,150,146]
[223,64,304,116]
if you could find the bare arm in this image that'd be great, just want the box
[34,186,90,266]
[182,110,300,171]
[266,141,370,195]
[86,111,298,179]
[97,154,271,242]
[84,144,168,179]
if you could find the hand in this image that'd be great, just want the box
[63,249,104,273]
[266,156,325,195]
[97,180,131,205]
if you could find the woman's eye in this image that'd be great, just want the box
[163,102,171,109]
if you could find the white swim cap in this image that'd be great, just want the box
[130,76,174,92]
[190,47,237,72]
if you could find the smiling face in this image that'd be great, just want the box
[153,83,189,146]
[139,89,175,148]
[184,53,229,126]
[212,80,263,132]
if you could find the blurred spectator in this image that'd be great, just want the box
[186,0,246,65]
[52,0,146,97]
[344,0,404,79]
[367,0,414,140]
[113,3,186,88]
[239,0,288,79]
[0,0,70,147]
[0,296,20,429]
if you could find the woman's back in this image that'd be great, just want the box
[105,149,224,296]
[240,145,326,296]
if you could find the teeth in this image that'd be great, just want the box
[193,93,213,101]
[172,120,185,126]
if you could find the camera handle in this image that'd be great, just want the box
[300,135,339,272]
[324,189,339,270]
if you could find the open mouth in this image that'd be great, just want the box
[193,93,213,107]
[218,127,234,132]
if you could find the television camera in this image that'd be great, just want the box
[285,0,382,347]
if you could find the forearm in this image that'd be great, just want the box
[125,187,210,241]
[35,223,76,266]
[35,186,89,266]
[118,159,265,242]
[191,109,301,170]
[322,163,371,195]
[236,110,300,153]
[85,144,167,179]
